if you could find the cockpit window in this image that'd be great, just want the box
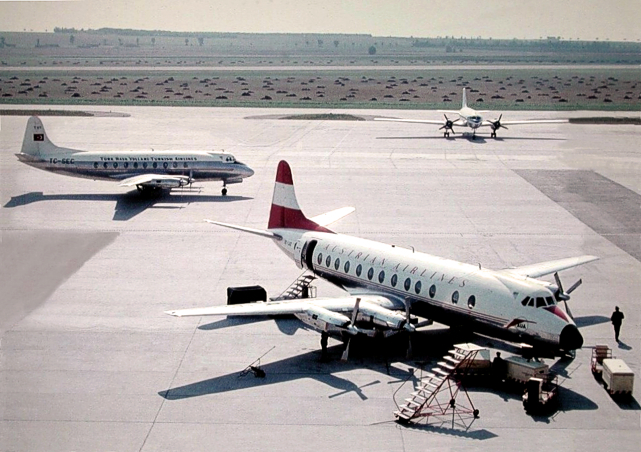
[536,297,546,308]
[521,296,530,306]
[527,298,535,307]
[545,297,555,306]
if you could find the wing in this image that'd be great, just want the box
[502,255,599,278]
[119,174,190,188]
[374,118,447,125]
[484,119,568,127]
[310,206,355,227]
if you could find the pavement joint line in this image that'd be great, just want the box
[137,322,200,452]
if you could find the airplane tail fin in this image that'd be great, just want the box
[268,160,333,233]
[462,87,468,109]
[21,116,64,156]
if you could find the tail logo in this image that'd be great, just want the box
[34,134,44,141]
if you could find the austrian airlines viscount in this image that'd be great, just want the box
[167,161,596,357]
[17,116,254,195]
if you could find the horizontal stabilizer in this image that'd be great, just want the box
[503,255,599,278]
[310,206,355,227]
[374,118,446,125]
[204,220,282,240]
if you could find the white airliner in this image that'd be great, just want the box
[375,88,567,139]
[16,116,254,195]
[167,161,597,358]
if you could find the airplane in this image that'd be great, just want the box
[166,160,597,360]
[16,116,254,195]
[374,88,567,139]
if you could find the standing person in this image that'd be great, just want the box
[610,306,624,342]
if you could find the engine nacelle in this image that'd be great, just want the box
[305,305,351,328]
[357,303,408,330]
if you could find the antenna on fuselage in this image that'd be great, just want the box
[478,263,481,270]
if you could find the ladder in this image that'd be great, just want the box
[271,271,316,301]
[394,343,484,425]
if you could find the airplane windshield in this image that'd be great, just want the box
[469,116,482,122]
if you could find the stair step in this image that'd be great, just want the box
[444,356,461,364]
[404,399,422,407]
[394,410,411,420]
[449,350,467,359]
[421,381,439,388]
[434,368,451,377]
[438,361,456,370]
[410,392,427,400]
[424,372,444,381]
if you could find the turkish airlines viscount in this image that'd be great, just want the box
[375,87,567,139]
[167,161,597,358]
[16,116,254,195]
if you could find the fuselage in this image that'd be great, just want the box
[16,149,254,183]
[458,106,483,129]
[272,228,582,353]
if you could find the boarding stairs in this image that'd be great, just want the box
[271,271,316,301]
[394,343,484,425]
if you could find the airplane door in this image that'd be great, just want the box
[294,240,305,269]
[295,240,317,270]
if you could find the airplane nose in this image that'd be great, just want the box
[560,324,583,351]
[243,166,255,178]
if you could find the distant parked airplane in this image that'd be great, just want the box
[17,116,254,195]
[167,160,596,360]
[375,88,567,138]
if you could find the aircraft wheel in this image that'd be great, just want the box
[222,187,228,196]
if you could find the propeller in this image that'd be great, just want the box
[341,298,361,362]
[553,272,582,318]
[489,114,508,135]
[439,114,456,135]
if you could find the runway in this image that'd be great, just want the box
[1,106,639,451]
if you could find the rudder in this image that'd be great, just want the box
[21,116,62,156]
[268,160,332,233]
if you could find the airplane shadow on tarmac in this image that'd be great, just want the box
[377,135,566,143]
[159,325,600,432]
[4,190,252,221]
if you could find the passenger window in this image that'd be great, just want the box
[367,267,374,280]
[124,162,129,169]
[468,295,476,309]
[404,277,411,291]
[103,162,108,169]
[521,296,530,306]
[452,291,459,304]
[113,162,118,168]
[429,284,436,298]
[317,253,323,265]
[173,162,178,168]
[378,270,385,283]
[153,162,158,169]
[183,162,188,168]
[334,258,340,270]
[93,162,98,169]
[414,281,422,294]
[356,264,362,277]
[133,162,138,169]
[536,297,546,308]
[325,255,331,267]
[143,162,148,169]
[163,162,168,169]
[391,274,397,287]
[344,261,350,273]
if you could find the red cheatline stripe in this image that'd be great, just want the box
[544,305,569,322]
[275,160,294,185]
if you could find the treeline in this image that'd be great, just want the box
[412,37,641,52]
[53,27,372,39]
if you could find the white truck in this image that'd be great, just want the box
[602,359,634,396]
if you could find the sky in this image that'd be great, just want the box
[0,0,639,41]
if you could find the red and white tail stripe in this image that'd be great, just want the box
[268,161,333,232]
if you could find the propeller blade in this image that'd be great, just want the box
[554,272,564,293]
[405,299,413,358]
[350,298,361,325]
[566,279,582,294]
[563,299,574,320]
[340,339,351,362]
